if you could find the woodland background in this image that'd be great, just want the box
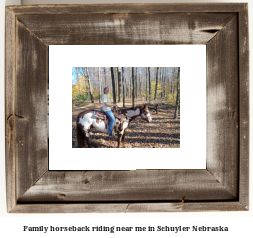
[72,67,180,148]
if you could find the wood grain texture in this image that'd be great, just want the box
[15,20,48,200]
[5,3,249,212]
[18,170,237,202]
[238,4,249,209]
[206,16,239,198]
[7,3,246,15]
[10,202,247,213]
[16,13,236,45]
[5,7,16,212]
[125,202,248,212]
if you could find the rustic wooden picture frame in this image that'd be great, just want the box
[5,3,249,213]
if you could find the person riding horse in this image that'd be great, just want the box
[102,87,117,136]
[76,103,152,148]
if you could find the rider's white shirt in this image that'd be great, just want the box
[102,94,111,111]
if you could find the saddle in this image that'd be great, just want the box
[94,107,126,129]
[94,110,108,127]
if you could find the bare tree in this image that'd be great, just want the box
[146,67,148,101]
[132,67,135,107]
[160,68,164,98]
[98,67,101,103]
[110,67,116,103]
[172,68,176,103]
[148,67,151,104]
[85,67,94,103]
[122,67,125,107]
[135,67,138,98]
[104,67,107,87]
[114,67,118,98]
[154,67,159,100]
[163,67,166,99]
[174,68,180,119]
[129,67,131,98]
[117,67,122,103]
[140,67,142,98]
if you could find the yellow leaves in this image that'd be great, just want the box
[72,76,93,105]
[92,88,100,100]
[151,80,162,98]
[76,76,87,87]
[166,91,177,105]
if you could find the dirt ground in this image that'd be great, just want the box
[72,98,180,148]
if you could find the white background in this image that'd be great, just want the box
[1,0,252,237]
[49,45,206,170]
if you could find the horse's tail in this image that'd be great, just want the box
[76,117,84,148]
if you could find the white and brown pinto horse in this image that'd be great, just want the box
[76,104,152,148]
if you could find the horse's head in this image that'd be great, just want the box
[140,104,152,122]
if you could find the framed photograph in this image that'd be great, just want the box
[5,3,249,212]
[49,45,206,170]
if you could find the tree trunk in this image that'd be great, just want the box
[154,67,159,100]
[122,67,125,107]
[98,67,101,103]
[129,68,131,98]
[146,67,148,101]
[160,68,164,98]
[163,68,166,99]
[174,68,180,119]
[110,67,116,104]
[164,69,165,98]
[85,67,94,103]
[172,68,175,103]
[129,67,131,98]
[115,69,117,99]
[148,67,151,104]
[135,67,137,98]
[104,67,107,87]
[117,67,122,103]
[126,73,128,98]
[132,67,135,107]
[140,68,142,98]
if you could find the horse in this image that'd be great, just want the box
[76,104,152,148]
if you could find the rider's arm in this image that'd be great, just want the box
[104,102,116,107]
[103,95,116,107]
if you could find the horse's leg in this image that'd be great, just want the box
[76,123,85,148]
[122,132,126,148]
[82,125,92,148]
[117,132,120,148]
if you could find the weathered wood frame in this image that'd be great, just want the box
[5,4,249,213]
